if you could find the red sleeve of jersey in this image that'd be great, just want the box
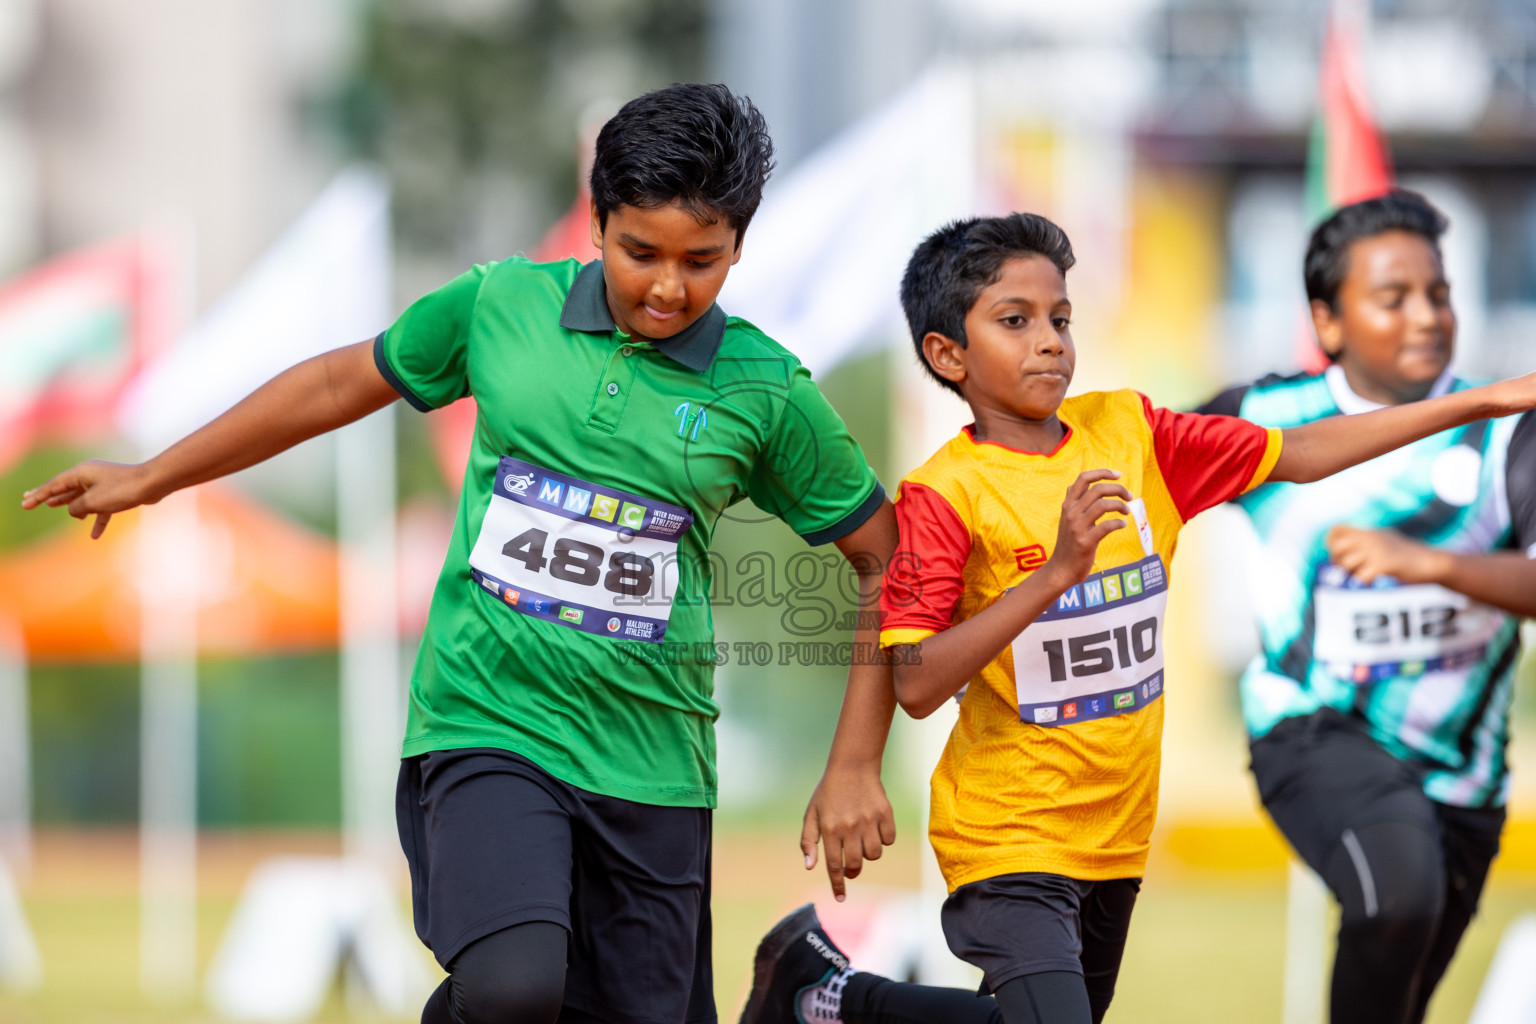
[880,481,972,644]
[1140,393,1283,522]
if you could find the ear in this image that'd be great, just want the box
[921,332,967,387]
[1310,299,1344,359]
[589,199,604,251]
[730,230,745,266]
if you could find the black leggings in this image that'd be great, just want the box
[1251,709,1504,1024]
[421,922,567,1024]
[423,924,1100,1024]
[1319,816,1498,1024]
[843,970,1097,1024]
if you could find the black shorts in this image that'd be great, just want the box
[396,747,715,1024]
[940,872,1141,996]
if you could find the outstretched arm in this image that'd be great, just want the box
[892,470,1130,719]
[801,500,899,901]
[1272,372,1536,483]
[22,339,398,537]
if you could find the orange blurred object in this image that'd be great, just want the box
[0,484,339,662]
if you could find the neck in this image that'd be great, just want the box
[971,406,1066,453]
[1335,359,1439,406]
[602,293,645,341]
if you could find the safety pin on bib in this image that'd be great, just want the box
[1128,497,1154,558]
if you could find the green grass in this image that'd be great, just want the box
[4,829,1532,1023]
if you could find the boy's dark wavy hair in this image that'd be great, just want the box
[900,213,1076,396]
[590,83,775,245]
[1304,188,1448,313]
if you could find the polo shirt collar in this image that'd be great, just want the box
[559,260,727,372]
[1324,364,1455,415]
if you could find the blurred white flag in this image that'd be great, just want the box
[719,66,982,379]
[117,166,390,449]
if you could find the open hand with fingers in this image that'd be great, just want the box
[800,764,896,901]
[21,460,157,539]
[1326,524,1449,586]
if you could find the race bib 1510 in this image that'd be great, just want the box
[467,456,693,643]
[1010,555,1168,727]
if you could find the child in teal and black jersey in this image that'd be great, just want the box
[1198,189,1536,1024]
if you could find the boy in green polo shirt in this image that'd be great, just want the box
[24,83,901,1024]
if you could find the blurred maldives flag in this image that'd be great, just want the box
[0,239,164,470]
[1298,0,1394,369]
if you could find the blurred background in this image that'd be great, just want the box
[0,0,1534,1021]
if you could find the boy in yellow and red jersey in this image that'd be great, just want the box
[876,214,1279,1023]
[742,212,1536,1024]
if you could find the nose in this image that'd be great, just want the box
[1035,327,1065,355]
[650,263,685,307]
[1404,291,1440,332]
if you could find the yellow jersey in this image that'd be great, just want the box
[880,390,1282,889]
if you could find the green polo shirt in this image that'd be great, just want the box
[375,257,884,806]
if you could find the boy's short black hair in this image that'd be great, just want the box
[900,213,1076,396]
[1304,189,1448,313]
[590,83,774,245]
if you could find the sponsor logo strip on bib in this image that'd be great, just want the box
[468,457,694,643]
[1011,554,1169,728]
[471,568,671,642]
[491,457,693,541]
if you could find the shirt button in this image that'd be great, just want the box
[621,345,634,357]
[607,382,619,396]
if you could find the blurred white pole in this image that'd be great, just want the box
[331,168,407,1013]
[337,407,402,869]
[0,855,40,992]
[889,63,982,988]
[0,618,30,879]
[0,614,39,994]
[1469,915,1536,1024]
[139,487,200,1000]
[337,407,409,1014]
[335,165,399,874]
[893,358,976,985]
[1281,861,1328,1024]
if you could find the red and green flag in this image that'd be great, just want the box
[1306,1,1393,218]
[1298,0,1394,369]
[0,239,164,469]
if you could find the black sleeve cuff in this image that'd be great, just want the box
[1507,410,1536,551]
[373,331,435,412]
[801,481,887,546]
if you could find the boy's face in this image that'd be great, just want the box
[924,254,1075,422]
[590,200,742,341]
[1312,230,1455,405]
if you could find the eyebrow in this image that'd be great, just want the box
[617,233,726,257]
[989,296,1071,311]
[1368,277,1447,291]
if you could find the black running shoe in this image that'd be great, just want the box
[739,903,852,1024]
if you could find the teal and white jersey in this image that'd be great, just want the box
[1199,367,1536,808]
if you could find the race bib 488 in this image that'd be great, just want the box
[1010,555,1169,727]
[467,457,693,643]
